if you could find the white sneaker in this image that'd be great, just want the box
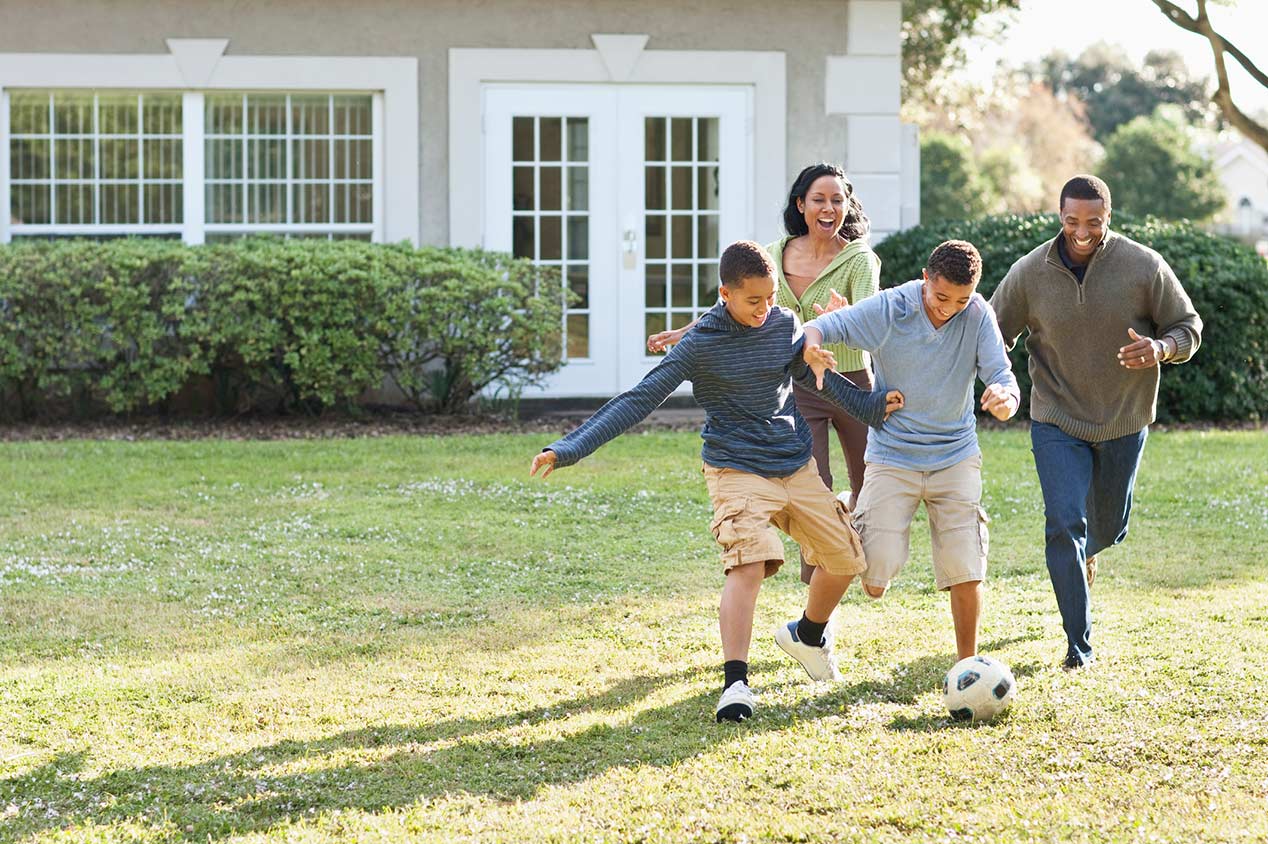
[775,620,841,681]
[715,681,755,722]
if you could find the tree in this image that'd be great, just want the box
[920,132,994,223]
[1151,0,1268,155]
[1028,43,1215,139]
[908,75,1100,215]
[1099,109,1227,221]
[902,0,1022,99]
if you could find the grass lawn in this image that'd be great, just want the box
[1,427,1266,843]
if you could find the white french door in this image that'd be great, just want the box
[483,84,750,397]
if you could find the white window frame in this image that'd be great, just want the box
[448,36,785,250]
[0,41,417,244]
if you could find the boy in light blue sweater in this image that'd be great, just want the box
[531,241,904,723]
[803,240,1019,660]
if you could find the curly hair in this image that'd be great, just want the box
[782,163,871,241]
[926,240,982,287]
[1060,174,1112,212]
[719,240,776,289]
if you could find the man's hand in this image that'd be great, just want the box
[530,450,557,478]
[803,343,838,389]
[980,383,1019,421]
[883,390,905,420]
[1118,327,1171,369]
[812,288,849,315]
[647,326,687,353]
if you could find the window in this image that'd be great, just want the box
[7,89,376,241]
[205,93,374,240]
[9,91,182,232]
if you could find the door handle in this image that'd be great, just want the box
[622,228,637,269]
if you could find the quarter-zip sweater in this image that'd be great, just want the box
[990,230,1202,442]
[546,303,890,478]
[806,280,1018,472]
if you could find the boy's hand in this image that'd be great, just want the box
[803,343,838,389]
[980,383,1018,421]
[530,450,557,478]
[647,326,686,353]
[812,288,849,315]
[883,390,905,420]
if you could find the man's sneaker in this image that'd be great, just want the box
[1085,554,1098,587]
[716,681,755,722]
[1062,652,1096,672]
[775,620,841,681]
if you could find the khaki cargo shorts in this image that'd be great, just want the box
[851,454,990,591]
[702,458,866,578]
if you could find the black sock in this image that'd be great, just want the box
[797,614,827,648]
[723,660,748,690]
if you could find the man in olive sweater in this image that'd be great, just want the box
[991,175,1202,671]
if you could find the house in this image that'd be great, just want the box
[1212,136,1268,252]
[0,0,917,398]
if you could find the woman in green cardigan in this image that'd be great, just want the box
[648,163,880,584]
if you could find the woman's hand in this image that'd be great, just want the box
[647,326,687,353]
[812,288,850,315]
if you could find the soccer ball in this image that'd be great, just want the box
[942,655,1016,722]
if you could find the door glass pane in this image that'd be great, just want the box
[643,116,723,353]
[566,118,589,162]
[670,117,692,162]
[510,115,590,360]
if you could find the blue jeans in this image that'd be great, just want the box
[1030,422,1148,664]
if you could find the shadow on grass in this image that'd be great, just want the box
[2,654,957,841]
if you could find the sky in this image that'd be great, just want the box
[962,0,1268,114]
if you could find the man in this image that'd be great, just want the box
[991,175,1202,670]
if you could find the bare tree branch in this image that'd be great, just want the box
[1150,0,1268,153]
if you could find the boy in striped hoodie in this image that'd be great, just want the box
[530,240,903,722]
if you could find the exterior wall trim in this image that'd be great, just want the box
[0,44,418,244]
[448,41,786,249]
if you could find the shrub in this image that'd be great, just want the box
[0,239,565,419]
[382,248,566,414]
[0,239,207,417]
[874,214,1268,422]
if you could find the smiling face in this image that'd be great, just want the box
[720,273,778,328]
[797,174,848,241]
[920,271,977,329]
[1060,197,1110,264]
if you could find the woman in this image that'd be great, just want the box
[647,163,880,584]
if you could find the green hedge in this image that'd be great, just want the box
[0,239,565,419]
[874,214,1268,422]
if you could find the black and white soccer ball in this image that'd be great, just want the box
[942,655,1016,722]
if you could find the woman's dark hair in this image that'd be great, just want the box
[782,162,871,241]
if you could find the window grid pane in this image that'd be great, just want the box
[509,116,590,360]
[203,93,373,235]
[8,91,183,228]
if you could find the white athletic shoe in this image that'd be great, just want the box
[775,620,842,681]
[715,681,755,722]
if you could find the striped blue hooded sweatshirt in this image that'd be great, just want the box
[546,302,889,478]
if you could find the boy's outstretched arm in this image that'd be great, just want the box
[790,349,900,427]
[529,344,694,477]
